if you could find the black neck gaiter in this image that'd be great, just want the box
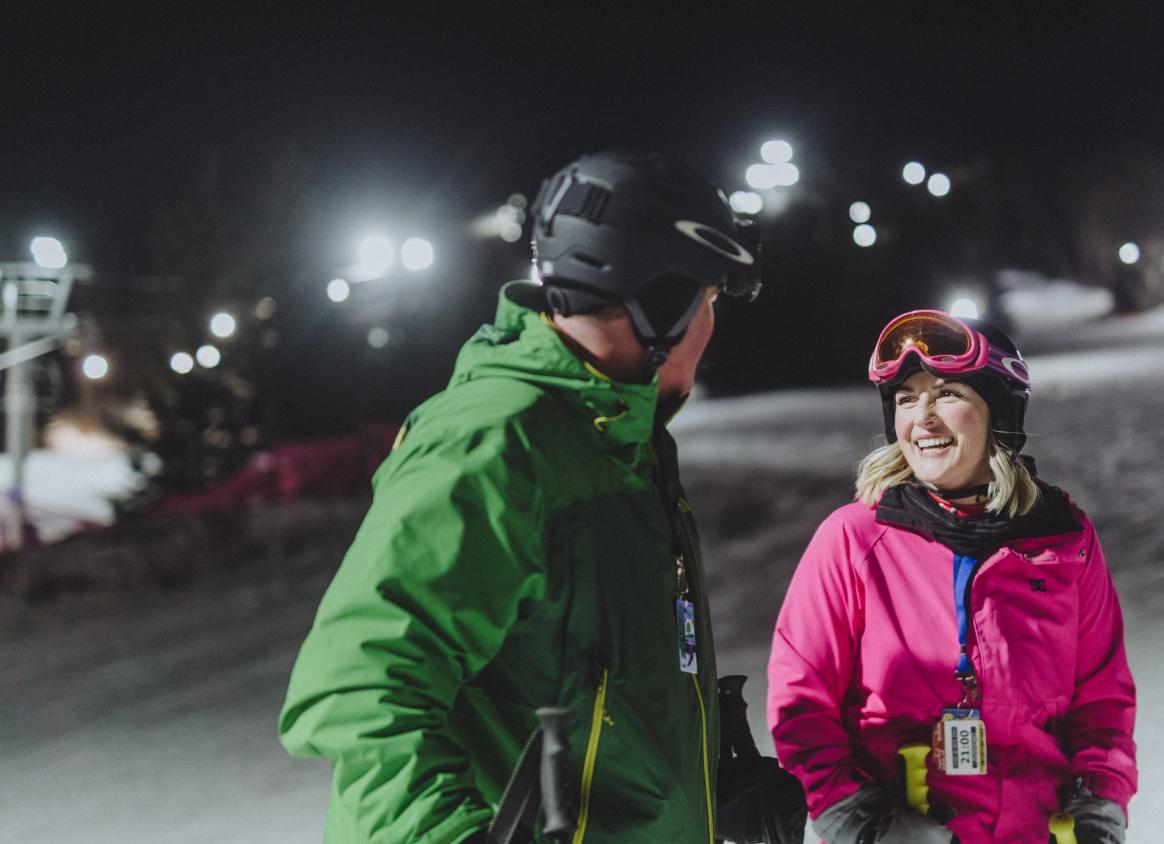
[875,481,1081,558]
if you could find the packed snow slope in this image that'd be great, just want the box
[2,306,1162,843]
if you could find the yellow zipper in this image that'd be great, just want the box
[571,667,609,844]
[678,496,715,843]
[691,673,715,844]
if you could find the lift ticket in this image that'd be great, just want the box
[932,708,987,775]
[675,599,698,674]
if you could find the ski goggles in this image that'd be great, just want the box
[868,310,1030,389]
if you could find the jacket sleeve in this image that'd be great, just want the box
[278,421,545,843]
[1063,519,1137,815]
[766,507,871,819]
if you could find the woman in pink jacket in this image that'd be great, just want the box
[767,310,1136,843]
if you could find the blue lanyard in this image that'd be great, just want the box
[952,553,979,677]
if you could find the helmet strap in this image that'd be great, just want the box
[647,346,670,370]
[545,286,574,317]
[623,291,700,364]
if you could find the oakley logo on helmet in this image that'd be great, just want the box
[673,220,755,266]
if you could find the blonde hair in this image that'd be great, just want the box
[855,437,1040,518]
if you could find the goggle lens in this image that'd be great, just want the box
[875,313,972,366]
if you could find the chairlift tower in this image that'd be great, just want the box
[0,257,85,549]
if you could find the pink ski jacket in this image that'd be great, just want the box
[767,496,1136,843]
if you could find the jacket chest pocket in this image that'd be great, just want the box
[551,494,675,672]
[976,558,1080,709]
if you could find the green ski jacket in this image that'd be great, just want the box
[279,282,720,843]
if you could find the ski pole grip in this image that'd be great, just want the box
[897,743,931,815]
[537,707,576,842]
[718,674,747,702]
[1048,812,1077,844]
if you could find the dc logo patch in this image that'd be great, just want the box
[1029,579,1047,592]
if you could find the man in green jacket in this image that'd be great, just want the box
[278,150,762,843]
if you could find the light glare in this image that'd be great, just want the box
[745,162,799,190]
[729,191,764,215]
[745,164,779,190]
[170,352,194,374]
[327,278,351,302]
[30,236,68,269]
[401,238,434,270]
[357,235,394,277]
[196,345,221,368]
[853,224,877,247]
[902,161,926,185]
[948,297,980,319]
[82,354,108,380]
[760,140,793,164]
[775,162,799,186]
[210,312,237,338]
[849,201,872,224]
[255,297,277,319]
[367,326,390,349]
[1118,242,1141,265]
[499,221,523,243]
[927,173,951,197]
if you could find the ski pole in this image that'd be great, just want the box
[1048,812,1077,844]
[897,743,931,815]
[718,675,760,761]
[537,707,576,843]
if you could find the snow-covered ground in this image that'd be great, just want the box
[0,449,141,547]
[1,305,1162,843]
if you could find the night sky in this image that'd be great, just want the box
[6,6,1163,269]
[4,5,1164,432]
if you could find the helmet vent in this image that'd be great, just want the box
[569,252,609,270]
[556,181,610,223]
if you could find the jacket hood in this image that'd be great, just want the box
[448,281,659,447]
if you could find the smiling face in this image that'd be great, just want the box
[893,370,993,491]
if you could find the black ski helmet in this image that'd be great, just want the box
[877,316,1031,454]
[530,150,762,366]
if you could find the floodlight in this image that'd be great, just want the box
[853,224,877,247]
[30,236,68,269]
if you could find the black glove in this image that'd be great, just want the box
[718,753,807,844]
[1047,781,1126,844]
[813,785,959,844]
[716,676,807,844]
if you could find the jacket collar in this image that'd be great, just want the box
[449,281,659,448]
[875,481,1082,560]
